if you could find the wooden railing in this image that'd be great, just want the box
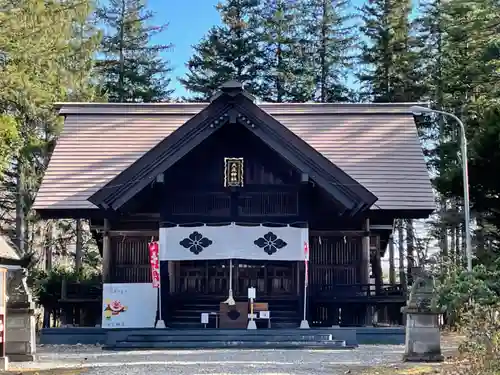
[60,279,102,303]
[310,283,405,302]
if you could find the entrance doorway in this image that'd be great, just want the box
[176,259,297,298]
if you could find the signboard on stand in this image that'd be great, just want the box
[102,283,157,328]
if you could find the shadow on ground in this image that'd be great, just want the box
[1,370,87,375]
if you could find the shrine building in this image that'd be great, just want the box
[33,81,434,330]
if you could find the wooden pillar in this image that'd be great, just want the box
[102,218,111,284]
[168,261,175,293]
[388,234,396,285]
[362,218,373,326]
[373,236,383,292]
[361,218,370,285]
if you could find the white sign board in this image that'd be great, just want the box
[102,283,157,329]
[201,313,209,324]
[248,287,256,299]
[259,311,270,319]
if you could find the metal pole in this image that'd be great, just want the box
[303,275,307,321]
[433,110,473,272]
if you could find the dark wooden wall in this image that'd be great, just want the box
[109,236,151,283]
[158,122,304,223]
[309,235,361,293]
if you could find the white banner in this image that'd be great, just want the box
[160,223,309,261]
[102,283,157,329]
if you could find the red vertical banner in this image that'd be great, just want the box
[148,241,160,288]
[303,241,309,287]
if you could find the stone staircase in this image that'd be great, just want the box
[104,329,356,350]
[168,298,300,329]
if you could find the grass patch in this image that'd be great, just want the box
[2,369,87,375]
[358,364,439,375]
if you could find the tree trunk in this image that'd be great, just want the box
[75,219,83,274]
[439,199,449,271]
[455,220,461,267]
[450,220,456,266]
[397,219,406,290]
[45,221,53,271]
[118,0,126,102]
[405,219,415,286]
[15,158,26,253]
[389,233,396,285]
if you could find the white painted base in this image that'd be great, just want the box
[156,320,167,329]
[0,356,8,371]
[299,320,310,329]
[247,320,257,330]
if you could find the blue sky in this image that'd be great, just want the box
[150,0,366,98]
[150,0,221,97]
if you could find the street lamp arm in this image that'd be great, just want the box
[431,109,472,272]
[430,109,466,137]
[409,105,473,272]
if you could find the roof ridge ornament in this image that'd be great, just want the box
[210,80,255,103]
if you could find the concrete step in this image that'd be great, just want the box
[125,333,338,342]
[106,340,351,350]
[174,309,299,317]
[166,321,300,329]
[171,314,299,322]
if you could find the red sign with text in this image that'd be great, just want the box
[148,241,160,288]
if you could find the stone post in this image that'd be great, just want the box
[6,269,36,362]
[401,267,443,362]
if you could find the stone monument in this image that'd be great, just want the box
[6,268,36,361]
[401,267,443,362]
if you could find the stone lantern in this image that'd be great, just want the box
[401,267,444,362]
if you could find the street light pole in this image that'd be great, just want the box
[409,106,473,272]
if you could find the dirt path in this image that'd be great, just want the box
[351,333,464,375]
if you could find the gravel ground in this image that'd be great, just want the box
[8,345,403,374]
[5,340,460,375]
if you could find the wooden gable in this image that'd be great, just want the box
[88,81,377,217]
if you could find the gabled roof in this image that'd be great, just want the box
[88,82,377,216]
[0,235,23,265]
[33,89,435,216]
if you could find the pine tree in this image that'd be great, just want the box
[256,0,311,102]
[431,0,500,261]
[96,0,173,102]
[0,0,100,254]
[180,0,262,101]
[358,0,424,282]
[0,115,19,178]
[67,1,103,101]
[357,0,424,103]
[301,0,354,102]
[415,0,450,261]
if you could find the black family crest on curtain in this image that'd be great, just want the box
[254,232,288,255]
[179,231,213,255]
